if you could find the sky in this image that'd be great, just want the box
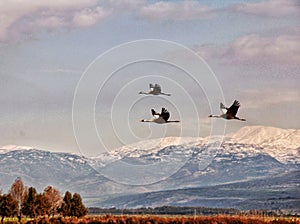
[0,0,299,156]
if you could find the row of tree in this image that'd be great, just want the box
[89,206,240,216]
[0,178,87,222]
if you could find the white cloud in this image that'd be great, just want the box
[234,0,300,17]
[139,1,214,21]
[0,0,217,42]
[0,0,109,42]
[197,33,300,66]
[28,16,67,32]
[1,0,298,43]
[72,7,113,27]
[225,34,300,65]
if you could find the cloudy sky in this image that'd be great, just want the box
[0,0,299,156]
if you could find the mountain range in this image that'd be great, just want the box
[0,126,299,211]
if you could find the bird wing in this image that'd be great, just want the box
[220,102,228,114]
[149,84,154,92]
[151,109,160,119]
[226,100,240,117]
[160,108,170,122]
[154,84,162,92]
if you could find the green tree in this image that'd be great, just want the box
[9,177,27,222]
[0,194,18,223]
[71,193,87,218]
[60,191,72,217]
[22,187,37,218]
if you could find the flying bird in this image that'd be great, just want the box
[208,100,246,121]
[141,108,180,124]
[139,84,171,96]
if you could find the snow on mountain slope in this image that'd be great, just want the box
[117,137,204,153]
[0,145,34,153]
[0,148,98,192]
[227,126,300,164]
[97,137,204,157]
[91,137,207,167]
[229,126,300,148]
[0,148,146,200]
[86,126,299,189]
[94,126,299,166]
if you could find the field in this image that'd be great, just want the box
[3,215,299,224]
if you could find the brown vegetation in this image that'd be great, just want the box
[23,215,300,224]
[0,178,87,222]
[2,179,299,224]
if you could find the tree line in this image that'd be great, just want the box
[88,206,240,216]
[0,178,87,222]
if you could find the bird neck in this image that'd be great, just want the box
[141,119,153,122]
[235,117,246,121]
[167,120,180,123]
[209,115,221,118]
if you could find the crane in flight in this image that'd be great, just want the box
[139,84,171,96]
[208,100,246,121]
[141,108,180,124]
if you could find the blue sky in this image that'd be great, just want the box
[0,0,299,155]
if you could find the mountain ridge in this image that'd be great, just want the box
[92,125,300,166]
[2,125,299,156]
[0,125,299,209]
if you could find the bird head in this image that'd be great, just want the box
[208,115,213,117]
[140,119,145,122]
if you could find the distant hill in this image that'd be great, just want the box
[99,171,300,211]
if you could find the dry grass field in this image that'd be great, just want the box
[14,214,299,224]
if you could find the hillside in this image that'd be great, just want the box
[99,171,300,211]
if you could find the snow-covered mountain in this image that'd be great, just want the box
[93,125,299,167]
[0,126,299,208]
[0,148,98,191]
[229,126,300,148]
[0,145,34,154]
[228,126,300,164]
